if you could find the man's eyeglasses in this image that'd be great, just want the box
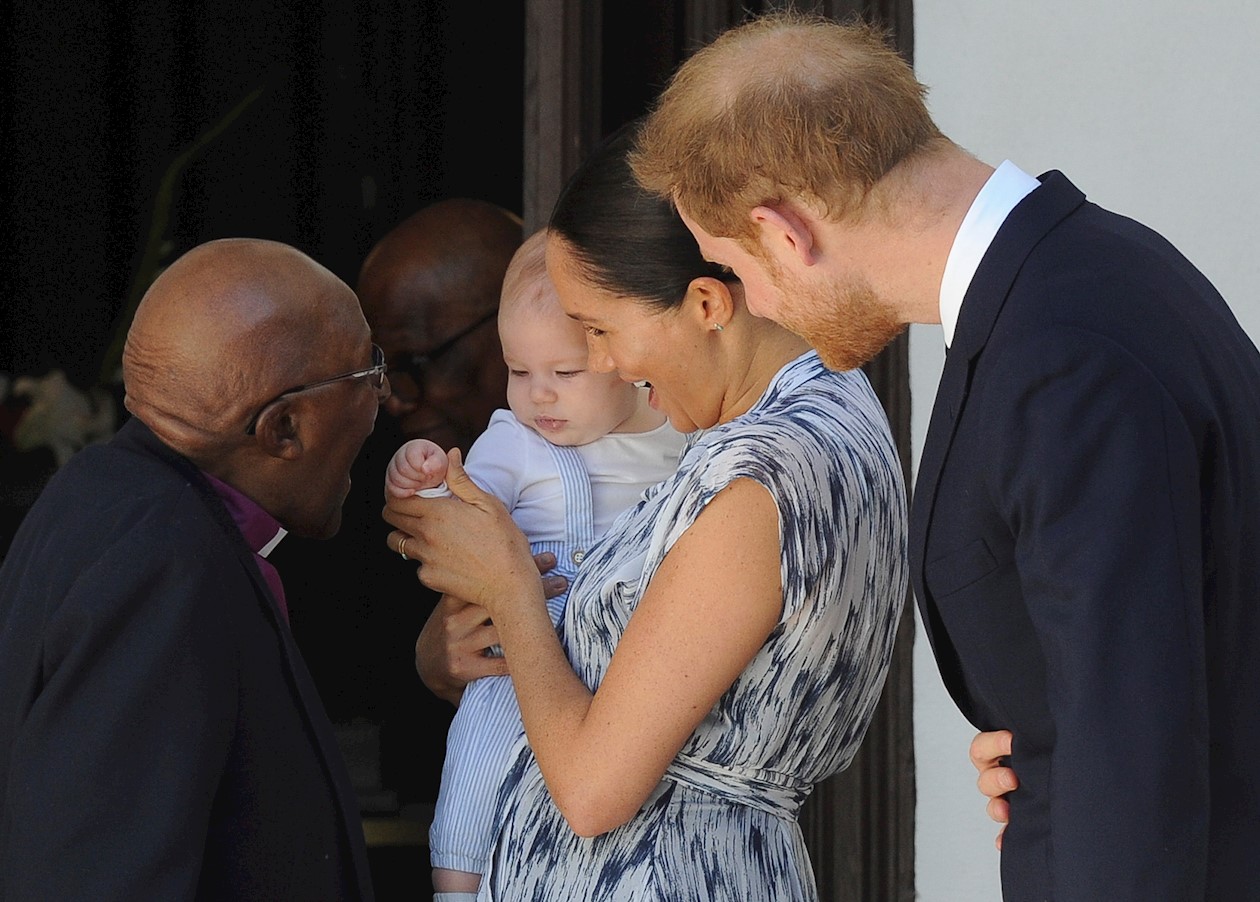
[386,308,497,399]
[244,343,388,435]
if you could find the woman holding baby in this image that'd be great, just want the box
[385,123,907,901]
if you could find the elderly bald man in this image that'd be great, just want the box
[0,239,386,901]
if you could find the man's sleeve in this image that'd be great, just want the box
[988,326,1207,899]
[2,526,238,901]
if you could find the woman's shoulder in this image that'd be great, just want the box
[763,353,883,417]
[663,356,901,521]
[709,354,891,457]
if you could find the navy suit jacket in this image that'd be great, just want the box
[0,419,374,901]
[911,172,1260,900]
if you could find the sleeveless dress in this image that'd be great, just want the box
[479,352,908,901]
[432,419,684,876]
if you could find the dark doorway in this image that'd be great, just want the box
[1,4,524,898]
[1,2,524,387]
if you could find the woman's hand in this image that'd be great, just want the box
[412,557,569,705]
[970,729,1018,850]
[383,448,538,618]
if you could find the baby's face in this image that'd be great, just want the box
[501,307,642,446]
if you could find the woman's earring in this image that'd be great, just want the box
[712,323,724,332]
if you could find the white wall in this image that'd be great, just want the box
[911,3,1260,899]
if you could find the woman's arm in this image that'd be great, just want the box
[384,452,783,837]
[539,475,782,835]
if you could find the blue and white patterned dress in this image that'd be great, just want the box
[480,351,908,901]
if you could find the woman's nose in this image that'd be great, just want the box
[586,344,614,374]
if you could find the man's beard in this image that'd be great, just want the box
[772,269,906,372]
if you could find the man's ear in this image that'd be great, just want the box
[252,399,303,461]
[750,203,817,266]
[682,276,735,331]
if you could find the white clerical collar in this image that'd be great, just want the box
[258,527,288,558]
[939,160,1041,347]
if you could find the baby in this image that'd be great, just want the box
[386,229,686,901]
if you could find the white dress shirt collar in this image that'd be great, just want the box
[939,160,1041,347]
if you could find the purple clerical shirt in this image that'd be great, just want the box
[202,471,289,622]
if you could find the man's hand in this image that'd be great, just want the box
[970,729,1018,850]
[414,594,503,705]
[412,553,568,705]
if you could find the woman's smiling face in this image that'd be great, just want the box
[545,235,720,434]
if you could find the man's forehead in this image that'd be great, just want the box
[370,303,490,356]
[366,260,487,312]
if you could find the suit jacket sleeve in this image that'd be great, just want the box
[985,326,1207,898]
[4,500,239,901]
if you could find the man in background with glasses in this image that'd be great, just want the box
[273,199,523,872]
[359,198,521,452]
[0,238,386,899]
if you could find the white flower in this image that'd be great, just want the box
[12,370,116,468]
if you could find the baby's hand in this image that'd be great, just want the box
[385,439,451,498]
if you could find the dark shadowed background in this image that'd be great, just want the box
[1,2,524,896]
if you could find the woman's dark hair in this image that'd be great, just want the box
[548,120,735,312]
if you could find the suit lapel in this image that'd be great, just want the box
[202,486,373,892]
[222,531,374,893]
[910,172,1087,649]
[115,420,371,891]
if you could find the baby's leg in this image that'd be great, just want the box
[433,891,479,902]
[432,868,481,894]
[429,674,525,897]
